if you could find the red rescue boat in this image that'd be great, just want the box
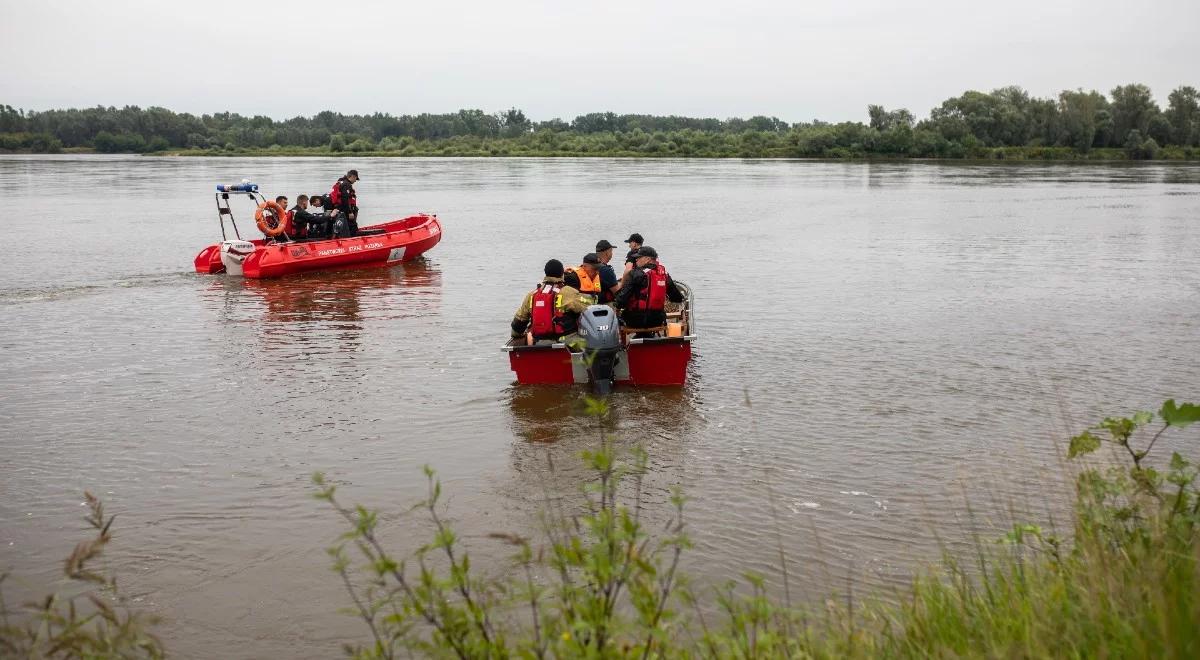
[193,182,441,279]
[502,282,696,390]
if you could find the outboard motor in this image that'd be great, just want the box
[219,240,256,276]
[578,305,622,394]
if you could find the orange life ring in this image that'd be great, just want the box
[255,200,287,237]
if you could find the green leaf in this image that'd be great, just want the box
[1000,523,1043,545]
[1132,410,1153,427]
[1170,451,1188,472]
[1160,399,1200,429]
[582,395,609,417]
[1098,417,1136,443]
[1068,431,1102,458]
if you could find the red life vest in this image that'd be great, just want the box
[284,209,297,236]
[530,282,565,337]
[329,178,356,209]
[628,264,669,312]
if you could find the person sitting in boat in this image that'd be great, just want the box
[569,252,604,305]
[307,195,338,239]
[329,169,360,237]
[615,246,683,335]
[272,196,291,242]
[595,239,621,303]
[622,233,644,274]
[510,259,588,345]
[288,194,324,241]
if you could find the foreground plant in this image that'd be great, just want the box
[320,398,1199,658]
[313,409,691,659]
[0,493,163,659]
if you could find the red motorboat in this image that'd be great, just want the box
[193,183,441,278]
[502,282,696,390]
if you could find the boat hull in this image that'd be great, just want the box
[193,214,441,278]
[506,338,693,387]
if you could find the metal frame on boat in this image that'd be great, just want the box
[502,281,696,388]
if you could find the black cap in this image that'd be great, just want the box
[544,259,564,277]
[347,169,360,179]
[636,246,658,259]
[595,239,615,251]
[582,253,601,266]
[625,233,643,244]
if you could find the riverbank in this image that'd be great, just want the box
[169,144,1199,159]
[5,145,1199,160]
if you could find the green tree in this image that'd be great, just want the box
[1093,108,1115,147]
[144,136,170,152]
[329,133,346,152]
[868,105,915,132]
[1165,85,1200,146]
[347,137,376,152]
[25,132,62,153]
[1110,83,1160,146]
[500,107,531,138]
[1058,89,1108,152]
[1124,129,1159,159]
[0,104,26,132]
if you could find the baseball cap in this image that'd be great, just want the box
[582,253,601,266]
[595,239,615,251]
[636,246,658,259]
[624,233,643,244]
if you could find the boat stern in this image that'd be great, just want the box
[218,240,258,277]
[194,244,224,274]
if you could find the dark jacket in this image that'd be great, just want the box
[332,178,357,215]
[289,205,321,233]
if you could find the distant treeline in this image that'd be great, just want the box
[2,83,1199,159]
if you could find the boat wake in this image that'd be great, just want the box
[0,272,195,306]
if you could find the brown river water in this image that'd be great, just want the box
[1,155,1198,657]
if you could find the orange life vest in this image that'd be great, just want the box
[572,267,601,301]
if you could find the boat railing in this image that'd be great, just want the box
[501,338,569,352]
[213,188,266,242]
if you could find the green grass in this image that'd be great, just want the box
[311,398,1200,659]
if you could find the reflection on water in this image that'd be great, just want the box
[504,386,704,513]
[200,260,442,356]
[506,386,578,444]
[505,385,702,447]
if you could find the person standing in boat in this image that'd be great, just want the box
[594,239,621,303]
[510,260,588,345]
[329,169,360,237]
[615,246,683,334]
[623,233,644,274]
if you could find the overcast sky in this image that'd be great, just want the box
[2,0,1197,123]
